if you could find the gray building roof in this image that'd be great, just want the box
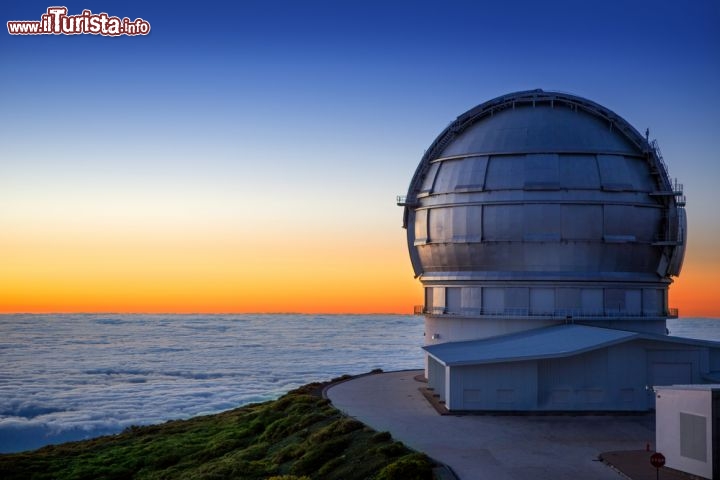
[423,324,720,367]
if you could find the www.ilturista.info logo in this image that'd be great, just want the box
[7,7,150,36]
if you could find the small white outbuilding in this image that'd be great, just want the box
[654,385,720,479]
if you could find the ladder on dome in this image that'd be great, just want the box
[647,140,683,199]
[646,140,685,247]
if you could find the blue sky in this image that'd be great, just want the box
[1,0,719,314]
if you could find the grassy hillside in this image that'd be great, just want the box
[0,375,433,480]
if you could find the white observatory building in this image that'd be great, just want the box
[400,90,720,411]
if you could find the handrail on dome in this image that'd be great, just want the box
[649,139,674,192]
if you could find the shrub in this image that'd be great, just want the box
[374,442,407,457]
[308,419,364,443]
[375,453,433,480]
[371,431,392,443]
[273,444,306,464]
[260,413,325,442]
[290,437,350,475]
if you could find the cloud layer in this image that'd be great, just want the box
[0,314,424,452]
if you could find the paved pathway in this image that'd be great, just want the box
[326,370,656,480]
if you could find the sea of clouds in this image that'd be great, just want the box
[0,314,424,452]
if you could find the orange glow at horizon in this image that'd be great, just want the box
[1,207,718,317]
[669,254,720,319]
[0,173,428,315]
[0,223,424,315]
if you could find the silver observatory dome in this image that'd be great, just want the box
[401,90,686,341]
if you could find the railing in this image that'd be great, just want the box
[649,141,687,210]
[650,178,686,207]
[650,139,673,191]
[397,195,418,207]
[415,306,680,319]
[670,178,683,194]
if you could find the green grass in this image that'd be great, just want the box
[0,377,434,480]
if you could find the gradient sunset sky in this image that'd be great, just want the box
[1,1,718,316]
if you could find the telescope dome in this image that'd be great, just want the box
[402,90,686,338]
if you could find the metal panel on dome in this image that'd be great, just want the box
[581,289,603,314]
[524,154,559,190]
[625,157,655,191]
[643,289,662,315]
[413,209,428,245]
[428,207,452,243]
[598,155,634,191]
[483,288,504,312]
[419,162,439,194]
[557,288,581,312]
[446,288,462,314]
[461,287,482,311]
[523,204,561,241]
[606,289,626,314]
[531,288,555,314]
[451,206,482,242]
[484,155,525,190]
[635,207,662,242]
[427,206,483,244]
[626,290,642,314]
[604,205,631,236]
[483,204,522,240]
[455,156,489,190]
[505,288,529,312]
[561,205,602,240]
[667,208,687,276]
[424,287,433,311]
[432,287,446,313]
[559,155,601,189]
[433,159,463,192]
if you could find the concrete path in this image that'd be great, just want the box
[326,370,656,480]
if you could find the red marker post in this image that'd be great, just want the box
[650,452,665,480]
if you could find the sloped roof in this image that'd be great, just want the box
[423,324,720,367]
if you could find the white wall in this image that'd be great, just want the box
[424,315,560,345]
[655,387,714,479]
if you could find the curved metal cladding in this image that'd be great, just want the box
[403,90,686,340]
